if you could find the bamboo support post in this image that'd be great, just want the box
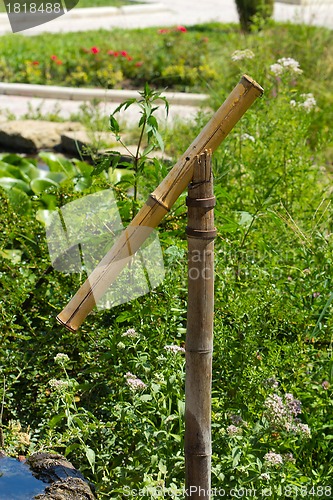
[185,150,215,499]
[57,75,263,332]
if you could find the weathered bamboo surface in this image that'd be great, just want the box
[57,75,263,331]
[185,150,215,499]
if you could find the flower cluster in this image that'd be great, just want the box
[264,451,283,466]
[49,378,69,390]
[240,133,255,143]
[227,424,242,436]
[290,93,317,112]
[164,344,186,354]
[54,353,70,365]
[125,372,147,391]
[270,57,302,76]
[122,328,138,338]
[158,25,187,35]
[264,392,311,437]
[50,54,63,65]
[231,49,255,61]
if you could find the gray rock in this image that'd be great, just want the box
[0,120,83,153]
[60,129,114,156]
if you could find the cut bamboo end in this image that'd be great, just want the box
[242,74,264,95]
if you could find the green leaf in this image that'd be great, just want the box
[0,177,31,193]
[85,446,95,471]
[45,171,67,184]
[0,163,30,182]
[73,159,94,177]
[64,443,81,456]
[48,412,66,429]
[38,152,76,177]
[139,394,152,402]
[6,187,31,215]
[0,249,22,264]
[152,129,164,151]
[30,178,59,194]
[74,176,92,191]
[110,114,120,134]
[36,209,55,225]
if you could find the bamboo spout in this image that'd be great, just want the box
[57,75,263,331]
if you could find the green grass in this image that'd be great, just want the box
[1,20,333,500]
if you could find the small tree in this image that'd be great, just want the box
[235,0,274,32]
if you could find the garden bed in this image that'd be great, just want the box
[0,19,332,500]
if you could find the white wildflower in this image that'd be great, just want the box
[278,57,302,73]
[125,372,147,391]
[164,344,185,354]
[231,49,255,61]
[290,93,316,112]
[240,133,255,143]
[260,473,271,480]
[227,424,242,436]
[300,93,316,111]
[54,353,69,365]
[49,379,69,390]
[270,63,283,76]
[270,57,302,76]
[293,422,311,438]
[122,328,138,338]
[264,451,283,466]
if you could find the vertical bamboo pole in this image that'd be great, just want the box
[185,150,215,499]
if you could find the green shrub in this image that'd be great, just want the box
[235,0,274,31]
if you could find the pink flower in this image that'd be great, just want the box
[120,50,128,57]
[176,25,187,32]
[50,55,58,61]
[90,46,100,54]
[158,28,169,34]
[135,61,143,67]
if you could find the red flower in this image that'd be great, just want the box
[31,61,39,66]
[158,28,169,34]
[113,51,119,57]
[50,55,58,61]
[90,46,100,54]
[176,25,187,32]
[56,59,63,65]
[126,56,133,61]
[120,50,128,57]
[135,61,143,67]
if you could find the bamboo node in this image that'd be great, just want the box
[149,193,170,212]
[186,196,216,208]
[186,227,217,239]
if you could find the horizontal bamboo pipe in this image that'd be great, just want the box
[57,75,263,331]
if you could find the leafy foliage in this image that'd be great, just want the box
[0,21,333,500]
